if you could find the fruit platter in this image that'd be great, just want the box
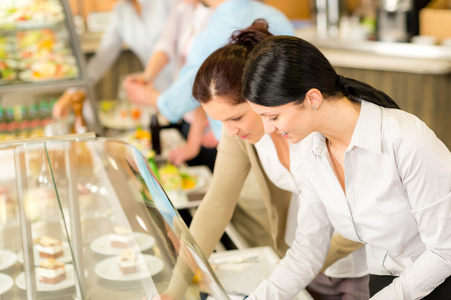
[0,0,64,30]
[0,59,17,84]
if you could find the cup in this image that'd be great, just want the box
[411,35,437,45]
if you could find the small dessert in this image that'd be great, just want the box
[37,258,66,284]
[36,235,63,259]
[119,248,138,275]
[111,226,135,248]
[77,183,93,210]
[0,186,17,223]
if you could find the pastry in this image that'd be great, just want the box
[37,258,66,284]
[119,248,138,275]
[111,226,135,248]
[36,235,63,259]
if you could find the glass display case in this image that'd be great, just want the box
[0,133,230,300]
[0,0,102,139]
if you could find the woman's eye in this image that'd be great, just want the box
[271,116,278,121]
[231,117,242,121]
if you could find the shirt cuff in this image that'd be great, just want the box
[247,279,297,300]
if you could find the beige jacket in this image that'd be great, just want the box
[189,128,292,258]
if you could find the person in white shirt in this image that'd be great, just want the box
[87,0,174,89]
[52,0,174,122]
[242,35,451,299]
[192,19,370,300]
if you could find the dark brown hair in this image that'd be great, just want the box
[193,19,273,105]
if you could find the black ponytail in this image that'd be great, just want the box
[243,36,400,109]
[337,75,400,109]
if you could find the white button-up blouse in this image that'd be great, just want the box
[255,134,368,278]
[249,100,451,299]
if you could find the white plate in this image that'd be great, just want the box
[0,72,17,85]
[0,273,13,295]
[18,241,72,265]
[99,111,140,130]
[90,232,155,256]
[15,264,75,291]
[18,69,77,82]
[180,169,207,193]
[18,70,49,82]
[0,249,17,271]
[95,254,164,281]
[15,19,62,30]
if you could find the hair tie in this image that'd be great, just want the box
[337,75,345,87]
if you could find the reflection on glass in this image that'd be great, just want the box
[0,136,230,300]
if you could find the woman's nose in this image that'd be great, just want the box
[263,120,275,135]
[226,124,239,137]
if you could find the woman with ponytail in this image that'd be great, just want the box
[243,36,451,299]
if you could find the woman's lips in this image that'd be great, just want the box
[240,134,249,139]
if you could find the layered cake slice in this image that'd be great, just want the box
[36,235,63,259]
[119,248,139,275]
[111,226,135,248]
[37,258,66,284]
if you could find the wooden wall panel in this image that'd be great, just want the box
[264,0,311,19]
[86,50,142,101]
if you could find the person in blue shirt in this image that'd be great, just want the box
[124,0,295,142]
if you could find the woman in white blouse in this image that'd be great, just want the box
[191,19,370,300]
[242,35,451,299]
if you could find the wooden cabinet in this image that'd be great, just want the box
[264,0,311,19]
[68,0,117,20]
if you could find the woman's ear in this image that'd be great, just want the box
[305,89,323,111]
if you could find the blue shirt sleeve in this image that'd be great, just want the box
[157,63,201,124]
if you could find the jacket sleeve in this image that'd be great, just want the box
[189,127,252,258]
[86,4,123,84]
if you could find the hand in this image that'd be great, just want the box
[52,97,71,119]
[200,130,219,149]
[123,72,149,86]
[52,88,79,118]
[124,80,159,107]
[168,144,201,166]
[140,293,175,300]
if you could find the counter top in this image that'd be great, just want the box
[296,28,451,74]
[210,247,314,300]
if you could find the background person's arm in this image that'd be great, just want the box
[86,7,123,84]
[169,106,213,166]
[189,128,252,257]
[143,51,170,82]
